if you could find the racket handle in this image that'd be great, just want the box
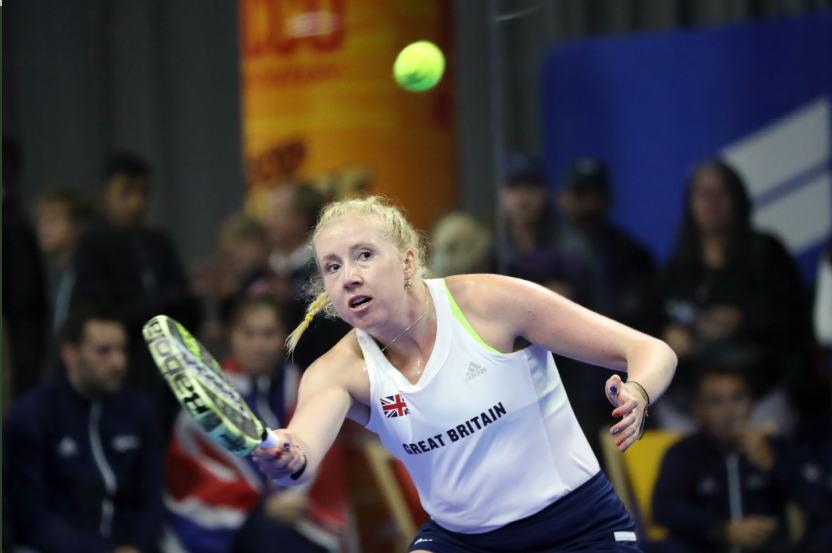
[261,429,281,449]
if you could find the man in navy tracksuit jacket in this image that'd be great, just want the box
[3,306,164,553]
[651,368,791,553]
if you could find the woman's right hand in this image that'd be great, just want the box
[251,430,306,483]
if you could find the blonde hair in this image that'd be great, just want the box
[286,196,426,353]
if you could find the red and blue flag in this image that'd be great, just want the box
[381,394,410,418]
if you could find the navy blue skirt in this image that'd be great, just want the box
[408,472,641,553]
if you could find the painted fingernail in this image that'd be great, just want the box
[274,451,282,456]
[295,445,301,450]
[616,439,623,446]
[613,411,619,417]
[610,386,618,395]
[612,428,620,435]
[283,443,291,451]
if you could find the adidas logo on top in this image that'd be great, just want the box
[465,362,487,382]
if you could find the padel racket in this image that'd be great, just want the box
[143,314,280,456]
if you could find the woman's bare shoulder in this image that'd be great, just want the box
[301,328,368,396]
[444,274,535,316]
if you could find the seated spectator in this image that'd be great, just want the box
[70,152,200,433]
[651,367,791,553]
[219,213,275,298]
[555,158,656,330]
[164,297,349,553]
[3,305,164,553]
[190,213,276,355]
[512,246,590,303]
[261,183,349,369]
[2,137,48,399]
[427,212,493,277]
[655,159,812,419]
[35,186,95,375]
[495,153,558,275]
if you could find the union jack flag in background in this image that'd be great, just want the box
[381,394,410,418]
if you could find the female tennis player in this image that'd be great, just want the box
[252,196,676,552]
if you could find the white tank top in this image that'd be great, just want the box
[358,278,600,533]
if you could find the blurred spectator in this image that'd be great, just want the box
[655,159,812,418]
[191,213,275,356]
[815,241,832,348]
[70,152,200,433]
[512,247,590,307]
[219,213,274,298]
[164,297,350,553]
[261,183,349,369]
[555,158,656,330]
[262,183,323,297]
[2,137,49,399]
[496,153,558,274]
[428,212,492,277]
[35,187,95,375]
[3,305,164,553]
[651,367,792,553]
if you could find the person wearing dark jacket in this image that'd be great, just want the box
[70,153,200,435]
[2,138,49,399]
[651,368,791,553]
[3,306,164,553]
[555,158,656,330]
[655,159,814,417]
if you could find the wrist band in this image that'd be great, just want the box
[290,452,307,481]
[625,380,651,406]
[625,381,651,440]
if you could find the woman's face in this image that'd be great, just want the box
[314,217,410,331]
[691,169,733,234]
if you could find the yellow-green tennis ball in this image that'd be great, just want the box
[393,41,445,92]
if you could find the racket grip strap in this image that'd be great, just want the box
[261,430,281,449]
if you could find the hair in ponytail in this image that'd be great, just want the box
[286,291,332,354]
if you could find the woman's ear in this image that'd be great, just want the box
[402,249,417,279]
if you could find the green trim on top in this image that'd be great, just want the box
[440,279,501,354]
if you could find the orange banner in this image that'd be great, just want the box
[240,0,456,231]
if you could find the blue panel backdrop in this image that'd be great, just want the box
[541,11,832,282]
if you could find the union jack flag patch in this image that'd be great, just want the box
[381,394,410,418]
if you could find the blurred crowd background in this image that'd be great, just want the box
[3,2,832,553]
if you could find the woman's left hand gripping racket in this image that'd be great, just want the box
[143,315,282,456]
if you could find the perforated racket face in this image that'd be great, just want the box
[143,315,266,456]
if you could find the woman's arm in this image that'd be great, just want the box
[448,274,677,451]
[252,347,363,485]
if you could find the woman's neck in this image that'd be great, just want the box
[370,282,437,373]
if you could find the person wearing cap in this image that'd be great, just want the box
[496,153,560,275]
[555,157,656,331]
